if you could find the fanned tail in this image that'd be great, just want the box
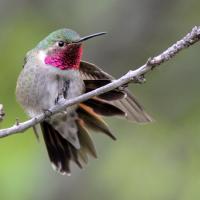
[40,96,123,174]
[78,103,117,140]
[41,120,97,175]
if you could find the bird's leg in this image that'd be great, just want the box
[131,75,146,84]
[42,108,52,120]
[55,93,66,106]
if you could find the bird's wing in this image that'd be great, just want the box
[79,61,152,123]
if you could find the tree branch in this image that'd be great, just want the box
[1,26,200,138]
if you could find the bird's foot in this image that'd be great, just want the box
[55,93,65,105]
[132,75,146,84]
[42,109,52,120]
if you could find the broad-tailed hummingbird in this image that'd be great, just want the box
[16,28,152,175]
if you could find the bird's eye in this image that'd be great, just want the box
[58,41,65,47]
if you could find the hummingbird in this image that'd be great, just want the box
[16,28,152,175]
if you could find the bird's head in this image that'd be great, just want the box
[36,28,106,70]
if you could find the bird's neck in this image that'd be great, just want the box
[43,45,83,70]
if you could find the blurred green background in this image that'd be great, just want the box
[0,0,200,199]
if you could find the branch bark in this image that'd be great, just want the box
[1,26,200,138]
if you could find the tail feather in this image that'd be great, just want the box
[41,120,97,175]
[41,121,71,174]
[77,119,97,158]
[78,103,116,140]
[83,98,125,117]
[68,144,83,169]
[78,150,88,164]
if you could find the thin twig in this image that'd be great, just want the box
[0,26,200,138]
[0,104,5,122]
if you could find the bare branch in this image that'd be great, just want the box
[0,26,200,138]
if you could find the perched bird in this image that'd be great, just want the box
[16,28,152,175]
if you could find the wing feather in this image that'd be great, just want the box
[80,61,152,123]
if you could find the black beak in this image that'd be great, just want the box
[73,32,107,43]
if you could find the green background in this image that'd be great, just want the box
[0,0,200,199]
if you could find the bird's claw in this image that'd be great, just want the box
[42,109,52,119]
[131,75,146,84]
[55,93,65,105]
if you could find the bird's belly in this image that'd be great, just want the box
[16,66,84,117]
[16,67,53,117]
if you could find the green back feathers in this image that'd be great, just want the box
[37,28,81,49]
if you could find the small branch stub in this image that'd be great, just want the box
[0,104,5,122]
